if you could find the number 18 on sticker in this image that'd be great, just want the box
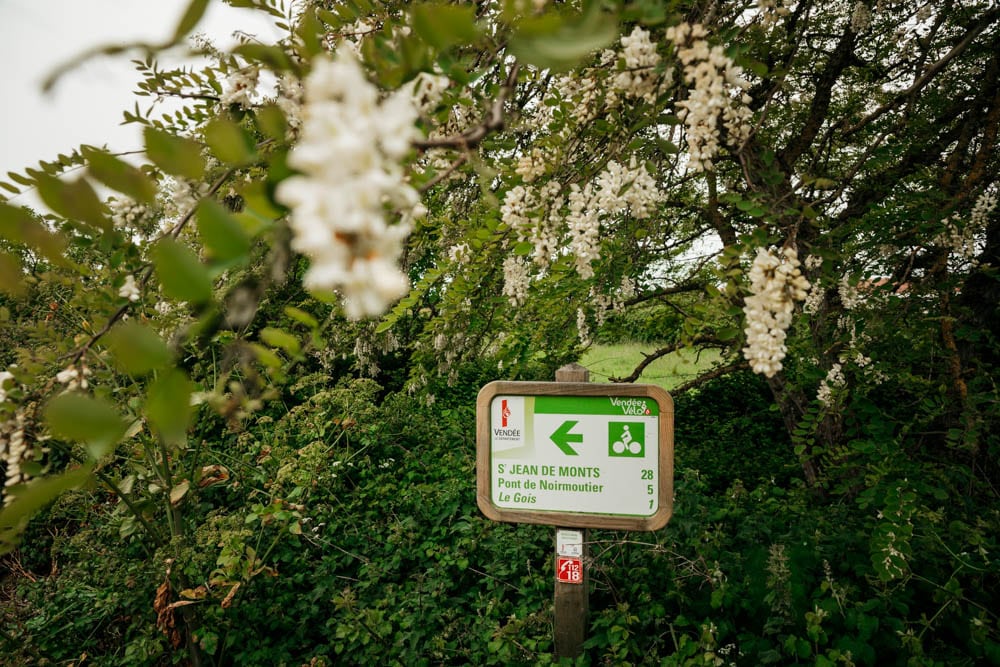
[556,556,583,584]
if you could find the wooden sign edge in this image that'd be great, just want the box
[476,380,674,531]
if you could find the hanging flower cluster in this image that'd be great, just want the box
[1,411,29,505]
[275,73,304,139]
[567,157,661,278]
[119,274,140,302]
[56,365,91,391]
[502,256,530,306]
[409,71,451,114]
[757,0,792,27]
[0,371,15,404]
[850,2,873,33]
[838,275,864,310]
[500,157,661,282]
[219,66,260,108]
[276,52,421,319]
[611,27,672,104]
[816,362,845,407]
[936,187,997,265]
[576,308,591,346]
[666,22,753,171]
[108,197,150,230]
[742,246,810,377]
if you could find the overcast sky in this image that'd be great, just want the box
[0,1,282,202]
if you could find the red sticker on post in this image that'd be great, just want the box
[556,556,583,584]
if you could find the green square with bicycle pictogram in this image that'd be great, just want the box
[608,422,645,457]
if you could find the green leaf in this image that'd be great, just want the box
[509,4,619,71]
[0,465,93,555]
[35,174,111,231]
[513,241,533,256]
[227,0,284,18]
[204,117,256,166]
[233,44,293,71]
[44,393,126,459]
[146,369,193,448]
[6,171,34,186]
[196,200,251,262]
[254,104,287,141]
[152,238,214,304]
[173,0,211,41]
[412,3,480,50]
[0,203,69,265]
[656,138,679,155]
[105,322,173,375]
[144,127,206,180]
[716,326,741,342]
[284,306,319,329]
[260,327,301,357]
[249,342,282,368]
[0,253,25,296]
[743,59,769,77]
[295,7,325,57]
[83,146,157,204]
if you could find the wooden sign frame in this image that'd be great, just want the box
[476,380,674,531]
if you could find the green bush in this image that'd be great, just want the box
[673,371,795,492]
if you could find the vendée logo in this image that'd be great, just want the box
[494,398,520,440]
[609,397,651,416]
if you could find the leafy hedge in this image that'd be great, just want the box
[4,370,998,665]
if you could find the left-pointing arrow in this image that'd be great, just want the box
[551,420,583,456]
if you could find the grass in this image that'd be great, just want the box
[579,342,723,392]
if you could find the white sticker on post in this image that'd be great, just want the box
[556,529,584,557]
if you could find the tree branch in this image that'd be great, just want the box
[671,360,748,395]
[841,9,1000,138]
[413,63,519,151]
[778,26,856,170]
[67,168,234,366]
[610,336,724,384]
[622,282,707,308]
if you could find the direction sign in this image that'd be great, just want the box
[476,381,673,531]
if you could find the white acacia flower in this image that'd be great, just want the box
[838,276,863,310]
[851,2,872,33]
[666,22,752,172]
[448,243,472,264]
[276,52,421,320]
[817,363,845,406]
[276,74,304,138]
[409,71,450,114]
[566,183,601,279]
[576,308,591,346]
[220,66,260,108]
[742,247,810,377]
[119,274,141,302]
[56,365,91,391]
[502,256,530,306]
[610,27,672,104]
[108,197,149,230]
[0,371,14,404]
[515,148,547,183]
[2,411,30,501]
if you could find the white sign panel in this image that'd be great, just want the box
[557,529,584,557]
[489,394,660,517]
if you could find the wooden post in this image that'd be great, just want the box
[554,363,589,659]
